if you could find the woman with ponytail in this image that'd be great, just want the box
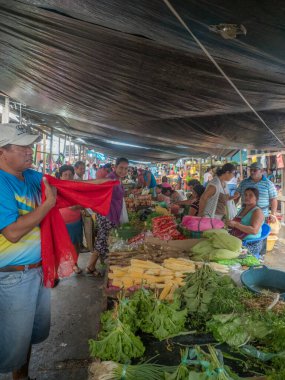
[198,163,237,219]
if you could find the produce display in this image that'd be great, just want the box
[96,202,285,378]
[152,216,185,240]
[108,243,190,267]
[88,345,237,380]
[108,259,229,296]
[190,230,242,261]
[177,265,234,314]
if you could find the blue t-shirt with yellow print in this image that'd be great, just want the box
[0,169,43,267]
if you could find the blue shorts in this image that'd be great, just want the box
[0,266,51,373]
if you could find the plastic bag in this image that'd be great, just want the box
[120,198,129,224]
[269,219,281,235]
[226,200,237,219]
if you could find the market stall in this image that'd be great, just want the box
[86,198,285,379]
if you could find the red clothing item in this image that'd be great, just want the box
[59,207,81,224]
[41,175,118,287]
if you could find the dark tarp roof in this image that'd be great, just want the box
[0,0,285,161]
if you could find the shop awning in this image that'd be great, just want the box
[0,0,285,161]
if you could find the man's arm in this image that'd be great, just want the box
[2,178,56,243]
[269,198,278,222]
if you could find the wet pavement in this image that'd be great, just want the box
[1,233,285,380]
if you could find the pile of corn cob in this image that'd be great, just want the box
[108,258,229,300]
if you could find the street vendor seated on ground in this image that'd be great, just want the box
[86,157,129,276]
[227,188,264,256]
[59,164,83,274]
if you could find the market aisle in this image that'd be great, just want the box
[265,224,285,271]
[0,253,105,380]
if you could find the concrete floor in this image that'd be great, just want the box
[1,252,105,380]
[1,234,285,380]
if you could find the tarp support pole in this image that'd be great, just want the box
[2,96,9,123]
[43,133,47,175]
[239,150,243,180]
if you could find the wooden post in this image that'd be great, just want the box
[239,150,244,180]
[79,145,82,160]
[2,96,9,123]
[43,133,47,174]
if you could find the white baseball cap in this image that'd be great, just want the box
[0,123,40,147]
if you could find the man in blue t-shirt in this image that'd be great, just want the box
[0,124,56,379]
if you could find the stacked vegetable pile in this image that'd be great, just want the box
[152,216,185,240]
[89,288,187,363]
[92,263,285,379]
[177,265,285,379]
[108,258,229,295]
[190,229,242,261]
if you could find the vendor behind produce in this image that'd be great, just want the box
[86,157,129,276]
[189,184,205,216]
[143,168,157,196]
[227,187,264,256]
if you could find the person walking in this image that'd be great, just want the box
[86,157,129,276]
[0,123,57,379]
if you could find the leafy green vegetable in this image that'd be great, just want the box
[177,264,235,315]
[140,295,187,341]
[208,286,252,315]
[215,255,260,267]
[89,318,145,362]
[207,313,270,347]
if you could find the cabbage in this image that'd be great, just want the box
[210,233,242,252]
[203,229,228,238]
[210,249,240,260]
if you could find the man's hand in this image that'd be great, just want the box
[268,214,277,223]
[43,177,57,208]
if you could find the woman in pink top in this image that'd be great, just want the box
[59,165,83,274]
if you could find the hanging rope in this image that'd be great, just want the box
[162,0,285,147]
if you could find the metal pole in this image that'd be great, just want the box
[19,103,22,124]
[239,150,244,180]
[43,133,47,175]
[69,136,71,163]
[79,145,82,160]
[2,96,9,123]
[63,134,67,162]
[50,129,54,173]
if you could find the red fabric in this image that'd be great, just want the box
[41,175,119,287]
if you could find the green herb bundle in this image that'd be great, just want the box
[140,294,187,341]
[177,265,235,315]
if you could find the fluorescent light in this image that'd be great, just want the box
[106,140,149,149]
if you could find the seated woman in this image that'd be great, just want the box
[161,187,184,203]
[227,187,264,256]
[189,184,205,216]
[58,165,83,274]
